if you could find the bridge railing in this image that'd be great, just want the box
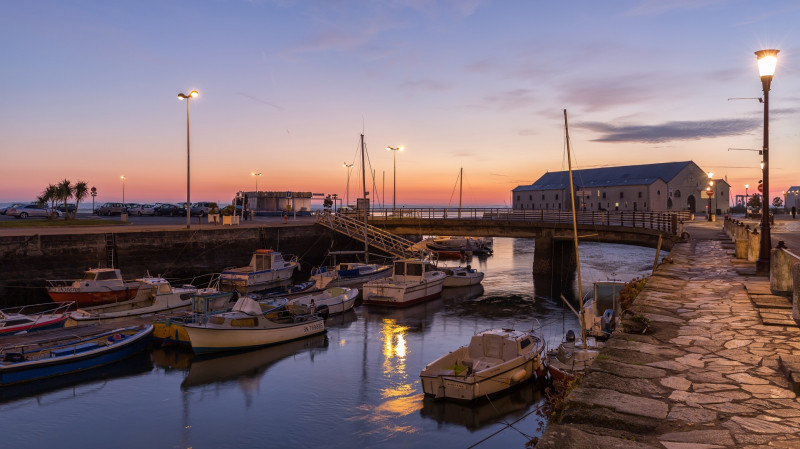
[357,208,690,235]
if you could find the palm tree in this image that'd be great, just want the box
[57,179,73,220]
[73,181,89,219]
[40,184,59,219]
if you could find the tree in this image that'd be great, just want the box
[38,184,59,219]
[73,181,89,219]
[747,194,762,211]
[773,197,784,209]
[56,178,73,220]
[323,195,333,211]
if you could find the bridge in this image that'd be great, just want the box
[316,208,689,276]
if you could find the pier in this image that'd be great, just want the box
[537,217,800,448]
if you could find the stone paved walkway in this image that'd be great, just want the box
[537,227,800,448]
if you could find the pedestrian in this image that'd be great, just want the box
[792,206,796,219]
[283,212,288,224]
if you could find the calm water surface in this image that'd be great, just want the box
[2,238,662,449]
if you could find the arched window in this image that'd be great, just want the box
[675,190,682,198]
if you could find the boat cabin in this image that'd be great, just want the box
[249,249,288,272]
[467,329,537,369]
[392,260,437,281]
[82,268,124,282]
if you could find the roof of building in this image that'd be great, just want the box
[513,161,697,192]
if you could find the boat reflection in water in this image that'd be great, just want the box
[0,351,153,404]
[440,284,484,302]
[179,334,329,389]
[419,377,547,431]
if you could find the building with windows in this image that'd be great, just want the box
[785,186,800,213]
[512,161,713,213]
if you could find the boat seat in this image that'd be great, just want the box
[472,357,503,372]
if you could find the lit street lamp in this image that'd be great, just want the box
[251,172,261,215]
[755,49,778,274]
[745,184,749,216]
[386,146,403,210]
[178,90,198,229]
[120,175,126,204]
[343,162,354,208]
[706,172,714,221]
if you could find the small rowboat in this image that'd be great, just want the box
[0,302,73,336]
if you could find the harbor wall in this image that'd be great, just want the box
[0,225,338,307]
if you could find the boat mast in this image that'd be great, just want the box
[361,133,369,263]
[564,109,586,349]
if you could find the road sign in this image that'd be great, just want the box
[758,183,763,193]
[707,190,714,197]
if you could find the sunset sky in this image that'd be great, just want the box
[1,1,798,207]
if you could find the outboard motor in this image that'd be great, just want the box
[565,329,576,342]
[602,309,617,335]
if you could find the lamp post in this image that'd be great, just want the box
[178,90,198,229]
[745,184,749,216]
[343,162,354,208]
[120,175,126,204]
[706,172,714,221]
[251,172,261,216]
[755,49,778,274]
[386,146,403,210]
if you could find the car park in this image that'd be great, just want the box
[7,204,59,219]
[154,203,185,216]
[190,202,216,216]
[0,203,28,215]
[96,202,127,216]
[56,203,76,214]
[129,204,156,216]
[124,203,141,213]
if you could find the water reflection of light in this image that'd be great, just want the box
[380,319,415,402]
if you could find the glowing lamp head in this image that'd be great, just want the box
[745,184,749,189]
[755,49,779,78]
[178,91,199,100]
[189,90,198,98]
[707,172,713,179]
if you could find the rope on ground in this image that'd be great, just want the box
[466,400,545,449]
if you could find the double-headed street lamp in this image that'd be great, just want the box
[755,49,778,274]
[178,90,199,229]
[386,146,403,210]
[343,162,354,207]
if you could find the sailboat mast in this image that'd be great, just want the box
[564,109,586,349]
[361,134,369,263]
[458,167,463,219]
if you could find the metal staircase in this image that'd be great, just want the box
[315,211,427,259]
[104,233,116,268]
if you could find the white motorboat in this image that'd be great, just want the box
[46,268,140,307]
[310,262,391,289]
[441,265,484,288]
[70,277,231,323]
[362,259,447,307]
[182,296,326,354]
[285,287,359,316]
[220,249,298,293]
[546,332,603,383]
[420,326,546,401]
[0,302,73,336]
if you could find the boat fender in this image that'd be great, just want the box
[510,368,527,383]
[602,309,616,335]
[565,329,576,342]
[108,333,126,343]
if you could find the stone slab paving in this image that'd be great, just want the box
[537,237,800,448]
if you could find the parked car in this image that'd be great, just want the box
[96,202,127,216]
[7,204,59,219]
[0,203,28,215]
[154,203,184,216]
[190,202,216,217]
[56,203,76,214]
[124,203,141,213]
[129,204,156,216]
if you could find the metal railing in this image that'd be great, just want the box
[315,211,428,258]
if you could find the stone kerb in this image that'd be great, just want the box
[793,263,800,323]
[747,229,760,262]
[771,246,800,294]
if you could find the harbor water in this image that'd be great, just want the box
[2,238,662,449]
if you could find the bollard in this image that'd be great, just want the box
[735,240,748,259]
[773,243,800,295]
[747,229,760,262]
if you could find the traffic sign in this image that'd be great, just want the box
[707,190,714,197]
[758,183,764,193]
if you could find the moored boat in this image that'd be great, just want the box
[46,268,140,307]
[546,331,603,383]
[220,249,298,293]
[0,324,153,386]
[362,259,447,307]
[441,265,484,288]
[182,296,325,354]
[420,325,546,401]
[285,287,359,316]
[310,262,391,289]
[0,302,73,336]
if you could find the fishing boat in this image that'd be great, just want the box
[0,302,73,336]
[362,259,447,307]
[70,277,231,323]
[285,287,359,316]
[0,324,153,386]
[220,249,298,293]
[420,325,546,401]
[545,109,607,383]
[46,268,140,307]
[182,296,325,354]
[441,265,484,288]
[310,260,392,289]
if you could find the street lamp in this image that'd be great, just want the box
[178,90,198,229]
[120,175,126,204]
[343,162,354,208]
[251,172,261,215]
[707,172,714,221]
[755,49,778,274]
[745,184,749,215]
[386,146,403,210]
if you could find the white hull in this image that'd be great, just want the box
[443,271,484,288]
[363,275,445,307]
[285,287,358,316]
[184,319,325,354]
[70,288,201,323]
[311,266,391,289]
[421,355,540,401]
[220,265,296,293]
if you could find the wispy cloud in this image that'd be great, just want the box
[577,118,760,143]
[475,89,537,110]
[398,79,450,94]
[237,92,284,110]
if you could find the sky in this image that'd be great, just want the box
[1,0,799,207]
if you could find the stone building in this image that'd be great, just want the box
[785,186,800,213]
[512,161,710,213]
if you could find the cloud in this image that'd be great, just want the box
[577,118,761,143]
[398,79,450,94]
[475,89,538,110]
[237,92,284,110]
